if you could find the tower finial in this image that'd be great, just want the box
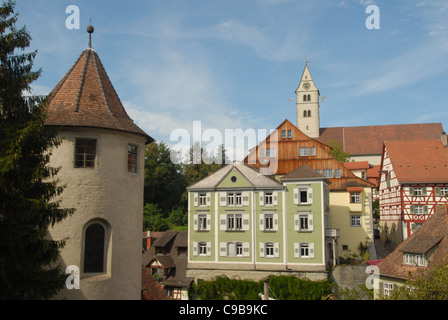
[87,21,94,49]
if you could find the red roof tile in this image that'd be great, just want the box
[378,205,448,280]
[385,139,448,183]
[45,48,153,143]
[343,161,370,170]
[318,123,444,156]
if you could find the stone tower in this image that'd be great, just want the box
[45,26,153,299]
[295,62,320,138]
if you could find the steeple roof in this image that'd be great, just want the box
[45,47,153,143]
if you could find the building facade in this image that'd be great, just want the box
[244,119,377,262]
[378,138,448,248]
[186,163,332,282]
[375,205,448,300]
[45,31,153,299]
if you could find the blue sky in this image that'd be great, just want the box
[15,0,448,159]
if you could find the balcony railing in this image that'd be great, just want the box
[325,228,340,238]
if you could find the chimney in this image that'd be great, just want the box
[146,230,152,251]
[442,132,447,147]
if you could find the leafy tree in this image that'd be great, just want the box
[0,0,73,299]
[327,139,350,162]
[144,141,188,213]
[143,203,169,232]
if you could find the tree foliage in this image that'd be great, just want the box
[0,0,73,299]
[189,275,333,300]
[327,139,350,163]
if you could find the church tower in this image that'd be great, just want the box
[295,62,320,138]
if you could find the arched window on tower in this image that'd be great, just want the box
[307,94,311,101]
[303,110,307,117]
[308,110,311,117]
[83,222,106,273]
[303,95,307,102]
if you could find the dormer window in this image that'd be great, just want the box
[404,253,425,266]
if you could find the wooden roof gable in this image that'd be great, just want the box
[244,119,373,191]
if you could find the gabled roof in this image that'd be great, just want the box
[281,164,329,183]
[383,139,448,183]
[45,48,153,143]
[187,162,283,190]
[378,205,448,280]
[318,123,444,156]
[343,161,370,170]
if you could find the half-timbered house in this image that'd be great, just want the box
[379,136,448,248]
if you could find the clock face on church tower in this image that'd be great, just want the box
[303,82,310,90]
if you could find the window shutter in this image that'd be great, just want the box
[409,187,414,196]
[259,214,265,231]
[294,243,300,258]
[424,205,429,215]
[435,187,441,196]
[220,242,227,257]
[309,243,315,258]
[294,214,300,231]
[273,214,279,231]
[206,214,211,231]
[423,187,427,196]
[193,193,198,207]
[242,214,250,231]
[273,192,278,206]
[410,205,415,214]
[193,242,198,256]
[293,188,299,205]
[259,243,265,258]
[308,188,313,204]
[206,193,211,207]
[206,242,212,256]
[220,214,227,231]
[259,192,264,206]
[220,192,227,206]
[274,243,280,258]
[193,215,198,231]
[242,242,250,257]
[308,214,314,231]
[242,192,250,206]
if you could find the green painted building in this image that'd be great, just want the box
[186,163,332,282]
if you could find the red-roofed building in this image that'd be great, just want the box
[378,135,448,248]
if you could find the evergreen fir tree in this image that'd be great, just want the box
[0,0,74,299]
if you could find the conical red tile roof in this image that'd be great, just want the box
[45,48,153,143]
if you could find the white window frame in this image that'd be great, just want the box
[323,169,333,178]
[259,213,278,232]
[440,187,448,196]
[288,130,292,138]
[299,147,309,156]
[198,193,207,206]
[198,242,207,256]
[350,215,362,227]
[414,205,424,215]
[414,187,422,196]
[383,282,394,298]
[310,147,316,156]
[335,169,341,178]
[350,192,361,203]
[198,214,207,231]
[281,130,286,138]
[266,148,276,157]
[264,192,273,205]
[294,187,313,205]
